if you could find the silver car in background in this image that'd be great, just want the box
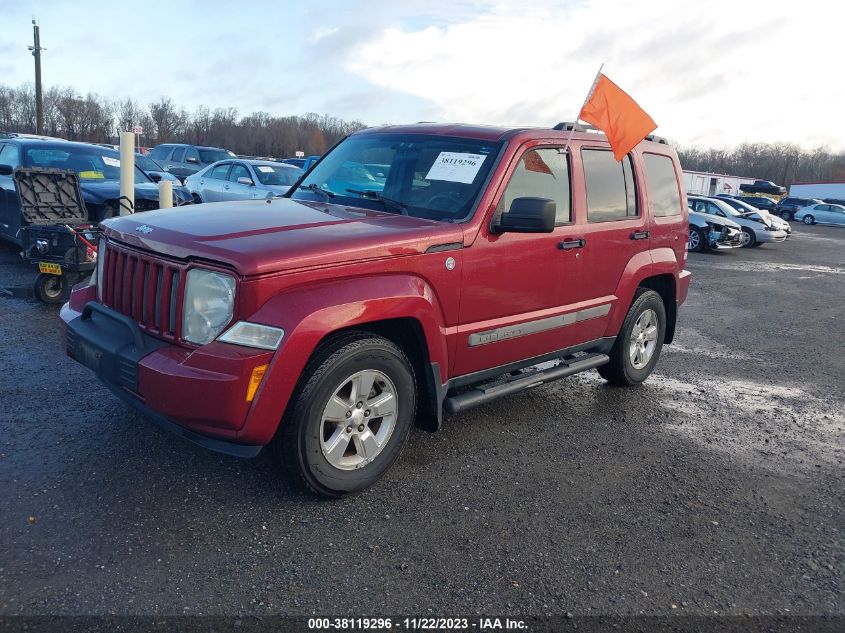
[688,195,788,247]
[794,203,845,227]
[688,208,743,252]
[184,159,304,203]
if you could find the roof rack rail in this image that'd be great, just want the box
[0,131,21,139]
[645,134,669,145]
[552,122,594,132]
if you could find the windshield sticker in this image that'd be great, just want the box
[257,166,274,173]
[102,156,120,167]
[79,171,104,179]
[425,152,486,184]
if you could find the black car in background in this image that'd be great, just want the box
[735,195,779,212]
[774,196,823,221]
[148,144,236,181]
[739,179,787,195]
[0,137,192,245]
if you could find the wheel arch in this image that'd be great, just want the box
[638,273,677,344]
[236,274,449,445]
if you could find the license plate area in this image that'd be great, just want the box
[38,262,63,275]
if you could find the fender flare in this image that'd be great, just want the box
[237,274,448,445]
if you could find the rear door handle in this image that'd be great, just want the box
[630,230,650,240]
[558,238,586,250]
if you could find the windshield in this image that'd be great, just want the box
[253,164,303,186]
[199,149,236,163]
[135,154,163,172]
[24,146,153,183]
[290,133,503,222]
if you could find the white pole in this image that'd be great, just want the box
[561,63,605,155]
[119,131,135,215]
[158,179,173,209]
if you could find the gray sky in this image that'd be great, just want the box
[1,0,841,149]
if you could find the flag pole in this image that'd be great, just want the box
[561,63,604,155]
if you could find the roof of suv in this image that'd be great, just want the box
[356,122,671,148]
[154,143,229,151]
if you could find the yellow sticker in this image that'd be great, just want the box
[79,171,104,179]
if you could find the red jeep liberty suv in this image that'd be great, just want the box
[62,122,691,497]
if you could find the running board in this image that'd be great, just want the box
[443,353,609,415]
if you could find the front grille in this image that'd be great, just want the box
[100,241,184,341]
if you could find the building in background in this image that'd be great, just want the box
[788,181,845,201]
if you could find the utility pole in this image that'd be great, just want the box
[28,19,44,135]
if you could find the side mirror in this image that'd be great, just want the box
[149,173,162,182]
[186,156,199,164]
[237,177,254,186]
[496,197,556,233]
[0,164,13,176]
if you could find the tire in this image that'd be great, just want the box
[740,227,757,247]
[33,272,69,304]
[597,289,666,386]
[272,332,416,498]
[780,211,793,221]
[687,226,705,252]
[191,193,203,204]
[802,215,815,225]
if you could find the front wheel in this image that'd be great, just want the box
[802,215,815,225]
[273,333,416,498]
[740,227,757,247]
[597,289,666,386]
[687,226,705,252]
[780,211,793,221]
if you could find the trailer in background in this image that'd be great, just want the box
[788,182,845,203]
[682,170,756,197]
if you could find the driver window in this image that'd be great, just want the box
[0,144,21,168]
[496,148,570,225]
[209,163,230,180]
[229,164,251,183]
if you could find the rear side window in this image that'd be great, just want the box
[171,147,186,162]
[643,153,682,217]
[582,149,637,221]
[149,146,170,160]
[209,163,231,180]
[497,148,571,224]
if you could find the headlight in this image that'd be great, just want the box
[96,240,107,300]
[218,321,285,350]
[182,269,236,345]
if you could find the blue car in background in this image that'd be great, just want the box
[135,153,182,184]
[0,136,192,245]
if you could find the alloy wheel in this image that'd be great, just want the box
[319,369,398,471]
[629,309,658,370]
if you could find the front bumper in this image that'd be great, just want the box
[710,226,743,249]
[758,229,788,242]
[64,300,271,457]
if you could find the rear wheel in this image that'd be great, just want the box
[687,226,705,252]
[272,333,416,498]
[33,272,69,304]
[780,210,793,221]
[191,193,203,204]
[802,215,815,225]
[740,227,757,247]
[597,289,666,386]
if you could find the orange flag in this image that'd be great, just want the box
[578,74,657,161]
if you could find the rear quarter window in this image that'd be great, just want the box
[643,153,682,217]
[582,149,637,222]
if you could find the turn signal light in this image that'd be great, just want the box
[246,364,268,402]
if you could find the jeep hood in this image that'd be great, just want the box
[100,198,464,275]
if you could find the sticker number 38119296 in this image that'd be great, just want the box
[425,152,486,184]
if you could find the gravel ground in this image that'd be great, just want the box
[0,224,842,618]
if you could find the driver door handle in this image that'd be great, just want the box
[630,230,650,240]
[558,238,586,250]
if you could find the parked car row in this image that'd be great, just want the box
[718,192,845,226]
[184,159,303,203]
[687,194,789,251]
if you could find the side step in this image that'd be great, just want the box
[443,353,609,415]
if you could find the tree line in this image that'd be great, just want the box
[0,83,366,158]
[3,82,844,184]
[676,143,845,186]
